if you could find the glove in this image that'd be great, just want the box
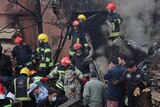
[134,87,141,96]
[81,77,88,84]
[40,76,49,82]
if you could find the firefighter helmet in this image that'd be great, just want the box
[15,36,23,43]
[0,84,4,94]
[20,67,30,76]
[72,20,80,26]
[29,70,37,76]
[61,56,71,66]
[106,2,116,11]
[74,43,82,50]
[38,33,48,43]
[77,14,86,21]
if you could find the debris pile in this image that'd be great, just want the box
[143,46,160,106]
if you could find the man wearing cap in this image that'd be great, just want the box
[83,71,106,107]
[12,36,33,74]
[27,82,48,107]
[9,67,33,107]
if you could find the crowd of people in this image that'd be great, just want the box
[0,2,152,107]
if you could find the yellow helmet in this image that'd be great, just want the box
[77,14,86,21]
[38,33,48,43]
[20,67,30,76]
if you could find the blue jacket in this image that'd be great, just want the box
[104,65,126,100]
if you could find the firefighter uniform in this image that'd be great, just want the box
[9,67,33,107]
[37,33,53,77]
[105,3,122,40]
[12,36,33,72]
[68,20,89,57]
[71,43,90,80]
[42,57,86,102]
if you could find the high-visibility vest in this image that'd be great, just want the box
[14,77,31,101]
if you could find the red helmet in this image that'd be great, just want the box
[61,56,71,66]
[0,84,4,94]
[72,20,80,26]
[106,3,116,10]
[15,36,23,43]
[29,70,37,76]
[74,43,82,50]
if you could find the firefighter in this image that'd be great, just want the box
[77,14,87,22]
[41,57,87,103]
[71,43,90,80]
[105,2,123,42]
[29,70,42,83]
[37,33,53,77]
[9,67,33,107]
[12,36,33,73]
[69,20,89,57]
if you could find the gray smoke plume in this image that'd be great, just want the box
[112,0,156,45]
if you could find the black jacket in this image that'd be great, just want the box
[71,52,90,74]
[106,11,122,33]
[0,54,12,76]
[38,97,58,107]
[120,67,151,93]
[69,29,88,51]
[12,43,32,66]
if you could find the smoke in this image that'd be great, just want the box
[113,0,156,45]
[154,0,160,33]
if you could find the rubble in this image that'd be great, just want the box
[142,45,160,107]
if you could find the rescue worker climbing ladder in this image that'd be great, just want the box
[105,2,123,42]
[69,18,90,57]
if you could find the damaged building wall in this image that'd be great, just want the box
[0,0,70,59]
[0,0,37,49]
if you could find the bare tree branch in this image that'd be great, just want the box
[8,0,36,17]
[42,0,51,16]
